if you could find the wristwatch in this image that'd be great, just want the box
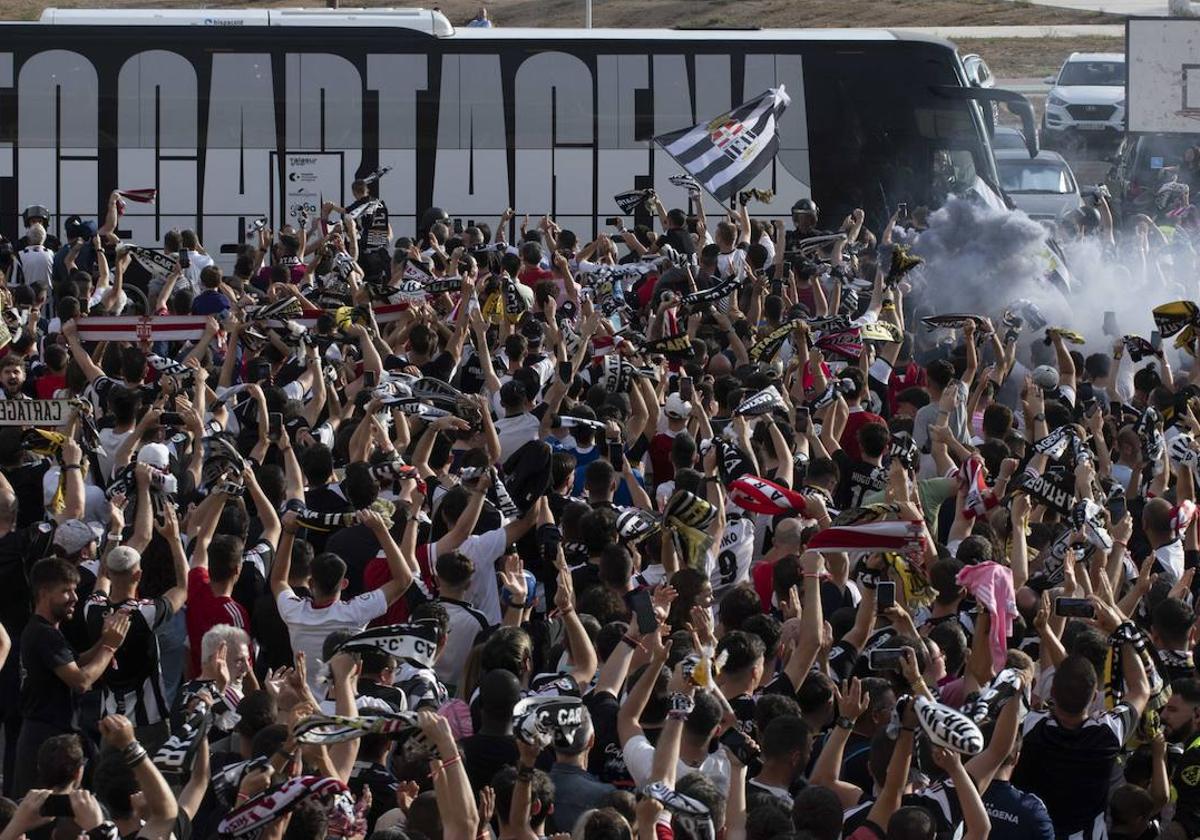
[1034,412,1046,421]
[835,716,855,731]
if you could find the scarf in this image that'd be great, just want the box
[1014,465,1076,516]
[1032,426,1078,463]
[814,328,864,360]
[1044,327,1086,345]
[336,622,440,668]
[734,385,785,417]
[955,562,1016,672]
[1153,300,1200,352]
[807,519,926,558]
[920,314,988,333]
[75,315,208,343]
[153,698,212,781]
[1123,335,1158,363]
[728,475,807,516]
[640,332,694,359]
[281,499,357,532]
[748,319,797,364]
[614,189,655,215]
[292,711,429,746]
[644,781,715,840]
[669,173,702,194]
[218,776,351,840]
[121,244,175,280]
[117,188,157,204]
[664,490,716,570]
[961,457,993,520]
[617,508,662,546]
[680,274,746,312]
[884,242,923,285]
[713,437,755,485]
[1104,621,1168,723]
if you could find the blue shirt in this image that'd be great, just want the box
[191,290,231,316]
[982,779,1054,840]
[572,462,645,506]
[549,763,615,834]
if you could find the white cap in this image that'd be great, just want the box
[665,392,691,420]
[1032,365,1060,391]
[106,546,141,573]
[137,442,171,469]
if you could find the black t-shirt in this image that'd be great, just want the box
[5,461,49,529]
[1012,705,1135,836]
[304,484,352,554]
[20,614,77,729]
[584,690,633,788]
[461,732,519,792]
[324,523,391,598]
[832,450,886,511]
[655,228,696,257]
[420,352,456,382]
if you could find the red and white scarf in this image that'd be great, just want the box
[807,520,926,556]
[75,315,208,343]
[728,475,807,516]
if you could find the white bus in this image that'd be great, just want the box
[1,8,1035,260]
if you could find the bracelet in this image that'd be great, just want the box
[516,764,535,782]
[620,635,641,649]
[1113,540,1128,548]
[63,464,82,471]
[802,571,829,580]
[236,792,250,803]
[431,753,462,777]
[121,742,147,768]
[106,533,123,543]
[909,678,928,694]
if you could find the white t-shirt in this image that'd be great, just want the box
[433,527,508,626]
[97,427,133,481]
[622,733,729,794]
[494,412,541,463]
[276,588,388,693]
[182,250,215,293]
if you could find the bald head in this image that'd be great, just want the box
[708,354,732,378]
[774,518,805,549]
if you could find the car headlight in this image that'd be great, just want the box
[1048,94,1067,107]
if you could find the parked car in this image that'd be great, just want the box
[995,149,1082,222]
[1106,132,1200,220]
[991,126,1028,151]
[1041,52,1125,148]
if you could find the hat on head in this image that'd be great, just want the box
[54,519,101,554]
[106,546,141,573]
[664,392,691,420]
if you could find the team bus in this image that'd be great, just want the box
[2,8,1036,258]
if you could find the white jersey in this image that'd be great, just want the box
[14,245,53,287]
[709,514,755,598]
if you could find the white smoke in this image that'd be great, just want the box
[908,197,1180,353]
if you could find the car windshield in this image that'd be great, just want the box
[1057,61,1125,86]
[997,160,1074,193]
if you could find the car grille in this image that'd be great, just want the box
[1066,104,1115,120]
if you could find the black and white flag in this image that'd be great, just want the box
[654,86,790,204]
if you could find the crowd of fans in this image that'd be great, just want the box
[0,177,1193,840]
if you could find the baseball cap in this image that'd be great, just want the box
[665,393,692,420]
[106,546,141,573]
[53,519,102,554]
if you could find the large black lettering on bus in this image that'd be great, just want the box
[0,26,989,262]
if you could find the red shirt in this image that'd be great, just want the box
[839,410,886,463]
[886,361,928,415]
[752,560,776,612]
[362,543,435,626]
[186,566,249,676]
[648,432,677,488]
[34,373,66,399]
[517,266,553,288]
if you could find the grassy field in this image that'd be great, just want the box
[956,35,1124,78]
[5,0,1121,25]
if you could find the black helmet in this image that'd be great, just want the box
[791,197,819,218]
[22,205,49,227]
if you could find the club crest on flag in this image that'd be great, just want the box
[707,117,759,162]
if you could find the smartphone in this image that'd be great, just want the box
[558,360,573,384]
[607,439,625,470]
[1108,494,1128,524]
[719,728,763,775]
[179,248,190,268]
[160,412,184,427]
[1152,330,1163,351]
[268,412,283,441]
[867,648,905,672]
[897,202,908,217]
[363,370,377,388]
[41,794,72,818]
[1054,597,1096,619]
[453,218,464,234]
[876,581,896,611]
[679,376,694,402]
[771,276,783,297]
[795,405,810,433]
[606,217,621,227]
[630,589,658,635]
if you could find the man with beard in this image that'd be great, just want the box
[1160,678,1200,835]
[12,558,130,796]
[0,354,27,400]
